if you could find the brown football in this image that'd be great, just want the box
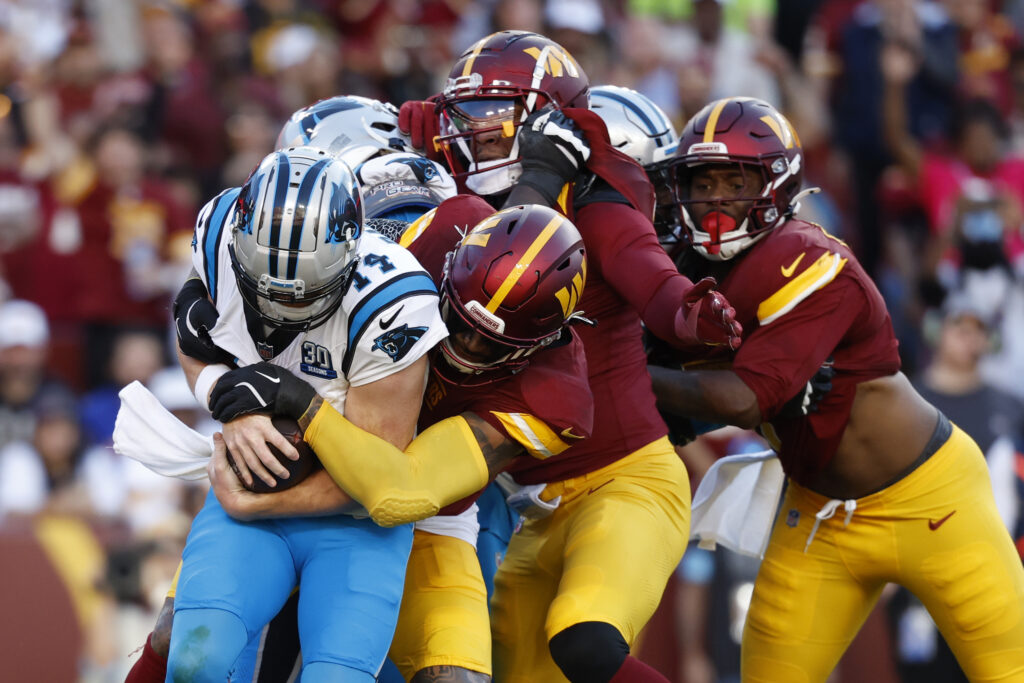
[225,415,322,493]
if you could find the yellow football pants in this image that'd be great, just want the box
[389,529,491,680]
[743,424,1024,682]
[491,437,690,683]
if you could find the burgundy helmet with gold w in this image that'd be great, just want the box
[671,97,805,261]
[437,203,588,382]
[435,30,590,195]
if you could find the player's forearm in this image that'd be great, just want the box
[303,400,491,527]
[176,343,205,394]
[648,365,762,429]
[640,272,700,347]
[228,469,360,520]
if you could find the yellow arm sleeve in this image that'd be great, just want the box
[305,402,490,527]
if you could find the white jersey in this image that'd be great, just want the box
[190,187,447,413]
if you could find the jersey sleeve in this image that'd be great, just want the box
[344,237,447,387]
[574,202,697,347]
[477,336,594,460]
[190,188,240,305]
[731,243,862,420]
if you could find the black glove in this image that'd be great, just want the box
[506,107,590,207]
[779,357,835,417]
[209,362,317,423]
[173,278,234,365]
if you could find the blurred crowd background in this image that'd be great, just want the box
[0,0,1023,681]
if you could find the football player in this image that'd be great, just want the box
[647,97,1024,681]
[125,96,432,683]
[163,145,447,683]
[398,31,737,683]
[207,198,594,683]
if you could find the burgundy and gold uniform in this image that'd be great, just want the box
[485,122,693,682]
[681,218,900,486]
[385,194,594,679]
[660,96,1024,682]
[677,218,1024,681]
[400,31,736,682]
[399,171,694,683]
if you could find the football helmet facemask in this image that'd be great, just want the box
[436,203,588,384]
[229,146,363,331]
[435,31,590,196]
[671,97,805,261]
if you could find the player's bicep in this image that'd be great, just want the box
[344,354,429,449]
[344,288,447,384]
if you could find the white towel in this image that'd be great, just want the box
[414,504,481,548]
[112,381,214,481]
[689,450,784,559]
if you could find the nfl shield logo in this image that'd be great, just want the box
[256,341,274,360]
[786,509,800,527]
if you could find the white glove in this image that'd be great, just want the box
[495,472,561,519]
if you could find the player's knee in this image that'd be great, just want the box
[166,609,246,683]
[549,622,629,683]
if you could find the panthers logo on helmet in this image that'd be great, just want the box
[296,99,365,140]
[326,187,360,244]
[373,324,428,362]
[236,184,257,235]
[386,156,439,183]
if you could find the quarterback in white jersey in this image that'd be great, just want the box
[165,146,445,683]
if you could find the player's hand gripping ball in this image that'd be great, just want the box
[225,416,322,493]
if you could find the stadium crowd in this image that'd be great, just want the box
[0,0,1023,681]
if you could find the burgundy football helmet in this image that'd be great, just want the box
[437,203,588,383]
[671,97,805,261]
[435,30,590,195]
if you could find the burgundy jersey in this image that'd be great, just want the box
[400,195,595,503]
[679,219,901,486]
[530,198,701,481]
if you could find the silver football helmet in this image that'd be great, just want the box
[229,146,362,331]
[590,85,681,242]
[276,95,413,169]
[590,85,678,168]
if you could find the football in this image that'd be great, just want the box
[225,415,322,493]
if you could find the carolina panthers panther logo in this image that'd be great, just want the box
[386,156,438,183]
[373,324,428,362]
[236,185,256,234]
[298,99,363,140]
[326,185,361,244]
